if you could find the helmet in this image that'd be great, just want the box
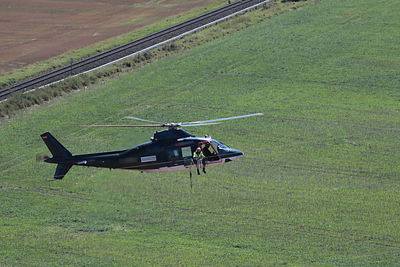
[196,147,201,152]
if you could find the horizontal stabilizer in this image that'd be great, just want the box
[54,163,72,179]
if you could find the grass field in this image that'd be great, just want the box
[1,0,400,265]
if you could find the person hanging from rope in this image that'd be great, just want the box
[193,147,206,175]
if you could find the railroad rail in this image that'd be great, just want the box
[0,0,267,100]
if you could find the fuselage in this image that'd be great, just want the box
[45,129,243,173]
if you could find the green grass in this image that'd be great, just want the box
[1,0,400,265]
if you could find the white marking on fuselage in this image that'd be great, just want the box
[140,155,157,163]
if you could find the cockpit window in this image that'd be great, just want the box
[211,140,230,153]
[201,141,219,161]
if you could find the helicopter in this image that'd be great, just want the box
[40,113,263,179]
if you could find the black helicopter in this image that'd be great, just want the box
[40,113,262,179]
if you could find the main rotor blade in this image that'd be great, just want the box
[83,122,221,128]
[83,113,262,128]
[124,116,162,124]
[180,122,221,127]
[82,124,164,127]
[186,113,263,124]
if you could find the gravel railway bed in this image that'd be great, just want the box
[0,0,267,100]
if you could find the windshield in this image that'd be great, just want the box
[211,140,230,153]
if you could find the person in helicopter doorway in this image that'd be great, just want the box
[193,147,206,175]
[203,142,214,159]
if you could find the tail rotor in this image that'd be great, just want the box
[36,153,50,162]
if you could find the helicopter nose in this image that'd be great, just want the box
[230,148,244,157]
[224,148,243,162]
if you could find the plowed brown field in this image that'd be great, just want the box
[0,0,220,74]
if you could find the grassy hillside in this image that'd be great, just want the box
[1,0,400,265]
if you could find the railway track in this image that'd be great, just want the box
[0,0,267,100]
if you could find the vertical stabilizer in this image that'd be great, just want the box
[40,132,72,158]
